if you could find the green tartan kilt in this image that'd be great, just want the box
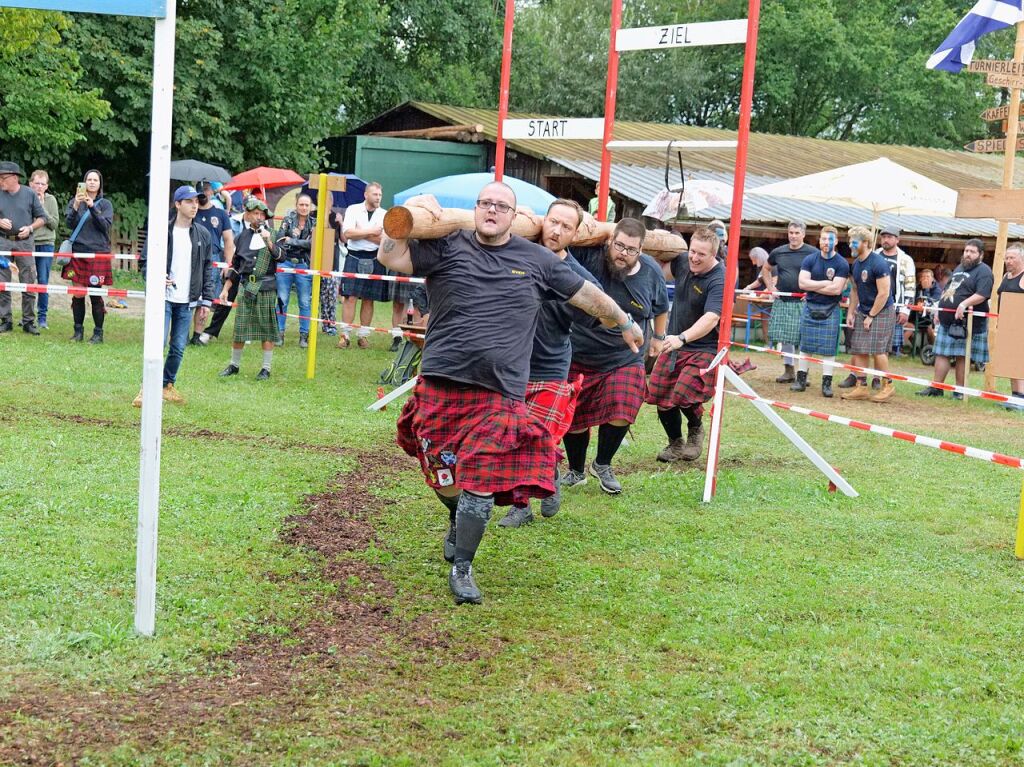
[233,289,279,343]
[768,299,803,346]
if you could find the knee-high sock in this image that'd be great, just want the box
[454,491,493,565]
[657,408,682,440]
[596,423,629,466]
[781,342,795,367]
[563,430,590,472]
[434,489,461,523]
[682,405,702,428]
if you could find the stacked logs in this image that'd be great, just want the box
[382,205,688,260]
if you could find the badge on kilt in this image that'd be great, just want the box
[436,468,454,487]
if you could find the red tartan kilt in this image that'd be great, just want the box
[644,349,717,417]
[396,376,558,507]
[68,255,114,288]
[525,375,582,444]
[567,362,646,430]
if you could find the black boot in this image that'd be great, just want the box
[821,375,834,398]
[790,370,808,392]
[775,364,795,383]
[838,373,857,389]
[89,327,103,344]
[71,325,84,342]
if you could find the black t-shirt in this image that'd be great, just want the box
[529,253,601,382]
[410,231,585,401]
[939,261,994,332]
[0,185,45,248]
[666,256,725,352]
[800,252,850,308]
[998,272,1024,296]
[569,246,670,372]
[769,243,820,302]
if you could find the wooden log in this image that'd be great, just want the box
[383,205,688,259]
[369,123,485,139]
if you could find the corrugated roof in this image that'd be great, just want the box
[409,101,1024,190]
[552,158,1024,239]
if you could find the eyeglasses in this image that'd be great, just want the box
[612,241,641,258]
[476,199,514,214]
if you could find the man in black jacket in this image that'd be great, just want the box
[135,185,215,406]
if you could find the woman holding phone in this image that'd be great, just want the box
[65,169,114,343]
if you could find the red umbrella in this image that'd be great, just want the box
[221,166,306,192]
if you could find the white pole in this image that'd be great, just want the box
[135,2,177,637]
[701,364,728,502]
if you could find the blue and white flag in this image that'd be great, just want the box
[927,0,1024,72]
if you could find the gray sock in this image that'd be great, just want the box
[434,490,462,523]
[454,491,494,564]
[230,347,243,366]
[261,350,273,371]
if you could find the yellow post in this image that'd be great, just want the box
[986,22,1024,393]
[306,173,329,379]
[1015,477,1024,559]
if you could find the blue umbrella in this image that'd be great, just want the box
[393,173,555,213]
[299,173,367,209]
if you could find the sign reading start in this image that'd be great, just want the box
[501,118,606,140]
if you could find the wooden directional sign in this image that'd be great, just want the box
[980,105,1024,122]
[969,59,1024,76]
[616,19,747,52]
[986,72,1024,89]
[956,188,1024,221]
[963,137,1024,153]
[307,174,347,192]
[501,118,605,140]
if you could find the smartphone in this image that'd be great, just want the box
[76,182,87,197]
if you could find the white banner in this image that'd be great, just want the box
[501,118,606,140]
[617,19,747,52]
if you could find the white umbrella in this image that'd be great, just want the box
[748,157,956,232]
[643,179,734,222]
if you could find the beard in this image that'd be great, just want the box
[604,249,631,280]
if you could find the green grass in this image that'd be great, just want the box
[2,290,1024,765]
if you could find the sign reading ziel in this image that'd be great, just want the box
[616,19,747,52]
[1,0,166,16]
[501,118,606,140]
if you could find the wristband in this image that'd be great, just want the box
[868,312,877,319]
[678,333,688,346]
[653,333,666,341]
[614,317,635,333]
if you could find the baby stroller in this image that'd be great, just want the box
[907,301,936,366]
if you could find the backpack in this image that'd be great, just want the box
[379,339,422,387]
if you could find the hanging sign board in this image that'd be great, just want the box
[501,118,606,140]
[981,105,1024,122]
[963,137,1024,153]
[1,0,165,15]
[969,60,1024,76]
[992,293,1024,379]
[955,188,1024,220]
[986,73,1024,89]
[616,19,747,52]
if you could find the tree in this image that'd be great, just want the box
[0,9,110,172]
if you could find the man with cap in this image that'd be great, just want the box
[379,183,643,605]
[218,197,284,380]
[190,181,235,345]
[0,161,46,334]
[135,186,216,405]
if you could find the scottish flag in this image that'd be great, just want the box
[927,0,1024,72]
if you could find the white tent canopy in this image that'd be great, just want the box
[748,157,957,218]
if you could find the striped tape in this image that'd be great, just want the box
[724,389,1023,470]
[0,281,144,299]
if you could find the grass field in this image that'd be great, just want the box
[2,286,1024,766]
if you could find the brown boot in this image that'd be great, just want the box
[680,424,705,461]
[775,364,795,383]
[870,381,896,403]
[840,381,871,400]
[656,437,686,462]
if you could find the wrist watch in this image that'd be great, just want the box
[653,332,666,340]
[678,333,688,346]
[614,317,635,333]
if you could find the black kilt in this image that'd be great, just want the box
[340,250,391,302]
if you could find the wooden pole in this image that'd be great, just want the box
[494,0,515,181]
[986,21,1024,392]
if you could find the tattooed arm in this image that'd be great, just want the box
[567,280,644,352]
[377,235,414,274]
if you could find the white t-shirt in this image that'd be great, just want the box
[167,224,192,304]
[342,203,387,253]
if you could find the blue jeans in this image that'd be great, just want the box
[276,259,312,334]
[35,245,53,324]
[163,302,194,386]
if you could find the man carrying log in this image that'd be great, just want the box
[378,182,643,605]
[560,218,670,495]
[496,198,603,529]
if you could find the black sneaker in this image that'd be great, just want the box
[219,364,240,377]
[389,336,401,352]
[497,506,534,528]
[589,461,622,494]
[22,322,40,335]
[443,522,456,563]
[871,377,881,391]
[256,368,271,380]
[952,392,964,401]
[915,386,943,397]
[449,562,482,604]
[188,332,202,346]
[0,320,13,333]
[539,471,562,518]
[837,373,857,389]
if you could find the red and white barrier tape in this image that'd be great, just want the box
[732,341,1016,404]
[724,389,1024,470]
[734,289,996,319]
[276,266,425,284]
[0,251,140,260]
[211,298,425,338]
[0,281,144,299]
